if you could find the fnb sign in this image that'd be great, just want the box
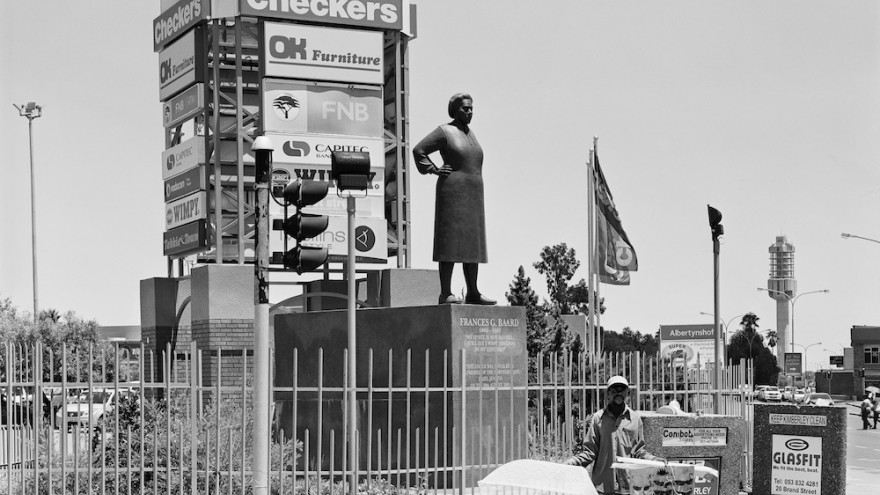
[262,79,382,137]
[242,0,403,31]
[264,22,383,85]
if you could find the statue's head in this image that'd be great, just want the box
[447,93,473,123]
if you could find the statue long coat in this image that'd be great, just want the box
[412,122,488,263]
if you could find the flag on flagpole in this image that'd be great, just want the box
[593,151,638,285]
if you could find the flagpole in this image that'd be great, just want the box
[592,136,600,358]
[587,137,599,409]
[586,145,595,357]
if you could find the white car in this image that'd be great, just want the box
[762,386,782,401]
[782,386,796,401]
[55,388,137,428]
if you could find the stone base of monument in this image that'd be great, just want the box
[752,403,846,495]
[274,304,527,487]
[641,412,745,495]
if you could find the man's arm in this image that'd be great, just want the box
[563,414,599,467]
[629,414,662,462]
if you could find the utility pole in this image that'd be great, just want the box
[708,205,724,414]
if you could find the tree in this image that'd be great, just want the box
[0,295,130,383]
[506,265,549,357]
[603,327,658,355]
[726,312,781,384]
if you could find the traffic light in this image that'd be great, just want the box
[859,368,866,378]
[707,205,724,240]
[278,179,329,274]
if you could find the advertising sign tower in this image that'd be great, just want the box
[155,0,416,274]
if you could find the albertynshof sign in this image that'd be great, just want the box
[242,0,403,30]
[264,23,383,85]
[659,324,717,367]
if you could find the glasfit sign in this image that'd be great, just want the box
[158,27,205,101]
[771,435,821,495]
[242,0,402,30]
[264,22,383,85]
[262,79,382,137]
[162,136,204,180]
[153,0,209,52]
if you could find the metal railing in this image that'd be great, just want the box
[1,342,753,494]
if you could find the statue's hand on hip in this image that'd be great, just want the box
[435,164,453,177]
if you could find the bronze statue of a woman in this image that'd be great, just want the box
[413,93,495,305]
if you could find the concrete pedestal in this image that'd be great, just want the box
[642,412,745,495]
[274,304,527,486]
[752,404,846,495]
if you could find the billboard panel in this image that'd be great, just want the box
[162,136,204,180]
[264,23,383,85]
[262,79,382,137]
[272,163,384,198]
[270,215,387,264]
[241,0,403,31]
[164,219,208,257]
[153,0,210,51]
[266,134,384,167]
[784,353,803,376]
[659,324,717,367]
[165,191,207,230]
[162,83,204,128]
[164,166,205,203]
[158,28,205,101]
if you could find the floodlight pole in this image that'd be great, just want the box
[347,195,358,495]
[252,136,273,495]
[14,103,42,321]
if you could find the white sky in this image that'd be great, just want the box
[2,2,879,371]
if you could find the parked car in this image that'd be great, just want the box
[792,388,806,403]
[754,385,771,401]
[1,386,52,423]
[803,393,834,406]
[762,386,782,401]
[54,388,138,429]
[782,386,796,401]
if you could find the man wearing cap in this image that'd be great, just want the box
[564,375,661,495]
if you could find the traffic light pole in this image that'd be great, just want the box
[252,138,273,495]
[346,195,358,495]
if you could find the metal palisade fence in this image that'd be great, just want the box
[0,342,754,494]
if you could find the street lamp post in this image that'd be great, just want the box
[841,232,880,245]
[700,312,746,364]
[757,288,829,354]
[792,341,821,384]
[13,102,43,322]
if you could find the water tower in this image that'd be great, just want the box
[766,236,796,358]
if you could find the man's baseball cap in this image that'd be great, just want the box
[607,376,629,389]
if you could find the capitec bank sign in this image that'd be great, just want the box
[242,0,403,30]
